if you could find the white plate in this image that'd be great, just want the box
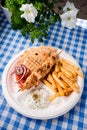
[2,47,84,120]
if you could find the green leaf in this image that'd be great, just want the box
[11,11,26,29]
[16,0,26,5]
[21,26,27,36]
[34,2,43,12]
[5,0,19,13]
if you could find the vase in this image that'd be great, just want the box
[0,0,11,23]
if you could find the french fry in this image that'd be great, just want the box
[61,58,79,70]
[73,69,84,78]
[61,58,84,78]
[55,81,64,96]
[62,64,77,77]
[47,74,56,89]
[61,79,69,87]
[63,87,73,96]
[64,91,71,96]
[52,71,66,89]
[68,77,77,82]
[50,92,60,102]
[66,64,83,78]
[63,87,72,92]
[42,79,56,93]
[74,82,79,89]
[47,74,52,83]
[60,66,74,78]
[58,72,61,78]
[59,72,79,93]
[59,71,77,82]
[55,63,60,72]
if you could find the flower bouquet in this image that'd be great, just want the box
[1,0,79,43]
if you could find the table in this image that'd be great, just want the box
[0,7,87,130]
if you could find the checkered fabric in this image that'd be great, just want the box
[0,7,87,130]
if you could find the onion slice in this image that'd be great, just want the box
[15,64,27,83]
[15,65,24,75]
[11,64,24,76]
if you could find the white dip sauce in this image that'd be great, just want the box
[22,86,51,109]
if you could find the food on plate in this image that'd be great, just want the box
[42,58,84,102]
[11,46,84,103]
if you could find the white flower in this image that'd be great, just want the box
[61,10,77,29]
[61,1,79,29]
[63,1,79,13]
[20,4,38,23]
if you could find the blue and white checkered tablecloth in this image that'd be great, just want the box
[0,7,87,130]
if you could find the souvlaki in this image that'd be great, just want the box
[11,46,58,90]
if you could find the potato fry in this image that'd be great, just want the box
[50,92,60,102]
[68,77,77,82]
[47,74,56,89]
[42,79,56,92]
[61,58,79,70]
[60,66,74,78]
[52,71,66,89]
[74,69,84,78]
[66,64,83,78]
[63,87,73,96]
[58,72,61,78]
[55,63,60,72]
[59,71,77,82]
[59,72,79,93]
[63,87,72,92]
[64,91,71,96]
[61,59,84,78]
[61,79,69,87]
[74,82,79,89]
[55,81,64,96]
[62,64,77,77]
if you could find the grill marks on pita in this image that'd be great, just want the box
[14,46,58,90]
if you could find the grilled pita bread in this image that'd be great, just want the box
[19,46,58,89]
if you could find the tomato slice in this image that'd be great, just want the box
[15,69,31,90]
